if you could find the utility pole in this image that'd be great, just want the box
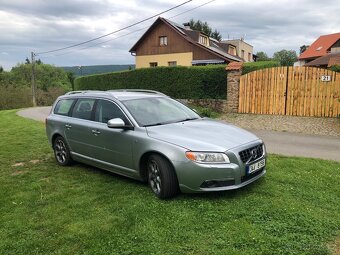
[31,51,37,107]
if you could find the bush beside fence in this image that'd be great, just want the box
[242,61,280,75]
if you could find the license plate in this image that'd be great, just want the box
[247,158,265,174]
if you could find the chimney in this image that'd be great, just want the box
[183,22,191,30]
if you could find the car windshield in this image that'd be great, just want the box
[122,97,200,127]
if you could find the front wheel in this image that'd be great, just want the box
[53,136,73,166]
[147,154,179,199]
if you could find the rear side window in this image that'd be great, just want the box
[54,99,75,116]
[71,99,96,120]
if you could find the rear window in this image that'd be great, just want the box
[54,99,75,116]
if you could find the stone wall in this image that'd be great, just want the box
[177,99,228,113]
[226,62,243,113]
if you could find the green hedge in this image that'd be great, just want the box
[242,61,280,74]
[75,65,227,99]
[329,65,340,73]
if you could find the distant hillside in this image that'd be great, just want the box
[61,64,135,77]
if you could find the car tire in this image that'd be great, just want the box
[53,136,73,166]
[147,154,179,199]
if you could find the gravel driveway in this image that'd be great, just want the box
[220,113,340,137]
[17,107,340,162]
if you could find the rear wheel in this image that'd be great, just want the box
[53,136,73,166]
[147,154,179,199]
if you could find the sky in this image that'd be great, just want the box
[0,0,339,70]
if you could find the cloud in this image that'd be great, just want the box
[0,0,339,70]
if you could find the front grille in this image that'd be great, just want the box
[241,168,264,183]
[239,144,263,163]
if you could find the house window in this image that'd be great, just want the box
[159,36,168,46]
[228,46,236,55]
[150,62,158,68]
[241,50,245,59]
[199,35,208,46]
[248,53,252,62]
[168,61,177,66]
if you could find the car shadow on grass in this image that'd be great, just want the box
[70,161,266,201]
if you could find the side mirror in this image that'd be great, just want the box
[107,118,133,130]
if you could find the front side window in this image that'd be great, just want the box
[150,62,158,68]
[159,36,168,46]
[54,99,75,116]
[122,97,200,127]
[71,99,95,120]
[95,100,128,124]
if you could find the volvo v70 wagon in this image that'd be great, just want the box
[46,90,266,198]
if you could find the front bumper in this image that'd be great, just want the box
[173,140,266,193]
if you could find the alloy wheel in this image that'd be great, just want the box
[148,160,162,195]
[55,139,67,164]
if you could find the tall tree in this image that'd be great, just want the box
[299,45,309,55]
[0,66,3,73]
[10,63,71,91]
[255,51,270,61]
[189,19,222,41]
[273,50,298,66]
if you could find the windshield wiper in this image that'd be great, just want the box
[143,122,167,127]
[144,118,199,127]
[176,117,199,123]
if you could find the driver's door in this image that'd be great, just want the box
[90,99,135,171]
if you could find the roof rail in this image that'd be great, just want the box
[108,89,166,96]
[65,90,104,95]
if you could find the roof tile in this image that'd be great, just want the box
[299,33,340,60]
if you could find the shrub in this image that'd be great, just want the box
[242,61,280,74]
[0,86,65,110]
[329,65,340,73]
[75,65,227,99]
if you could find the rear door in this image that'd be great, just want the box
[65,98,96,157]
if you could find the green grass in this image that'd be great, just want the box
[189,104,221,118]
[0,110,339,255]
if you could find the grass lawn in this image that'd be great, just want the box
[0,110,339,255]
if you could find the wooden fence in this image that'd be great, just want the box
[238,67,340,117]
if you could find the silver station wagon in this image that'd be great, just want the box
[46,90,266,199]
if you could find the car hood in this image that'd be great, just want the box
[146,118,259,151]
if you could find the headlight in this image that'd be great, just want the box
[185,151,230,163]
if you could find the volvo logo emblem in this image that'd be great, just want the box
[250,148,258,159]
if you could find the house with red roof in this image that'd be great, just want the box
[296,32,340,67]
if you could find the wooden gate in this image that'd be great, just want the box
[238,67,340,117]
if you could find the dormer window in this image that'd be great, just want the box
[159,36,168,46]
[228,46,236,55]
[199,35,208,46]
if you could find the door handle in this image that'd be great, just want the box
[91,129,101,135]
[65,124,72,129]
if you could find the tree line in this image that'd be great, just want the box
[0,61,73,110]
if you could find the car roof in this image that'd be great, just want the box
[61,90,167,101]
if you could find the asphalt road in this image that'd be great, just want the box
[17,107,340,162]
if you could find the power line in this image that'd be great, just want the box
[169,0,215,19]
[42,0,217,58]
[36,0,192,55]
